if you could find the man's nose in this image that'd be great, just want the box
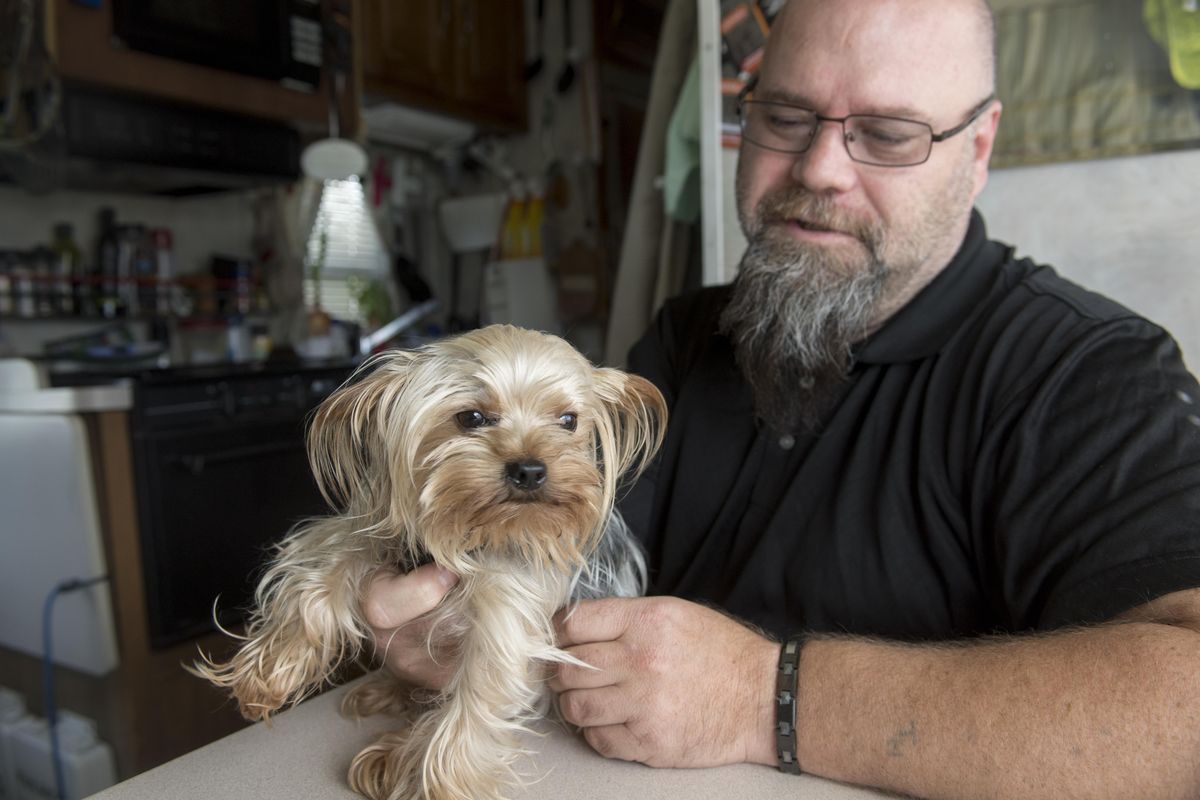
[790,121,857,194]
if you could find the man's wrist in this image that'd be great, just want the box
[775,634,807,773]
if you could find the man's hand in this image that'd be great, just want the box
[361,564,459,689]
[549,596,779,768]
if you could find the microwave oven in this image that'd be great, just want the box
[111,0,324,91]
[47,0,355,130]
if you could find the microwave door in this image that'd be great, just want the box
[111,0,297,85]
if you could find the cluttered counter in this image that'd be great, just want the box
[89,678,895,800]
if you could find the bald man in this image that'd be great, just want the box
[363,1,1200,797]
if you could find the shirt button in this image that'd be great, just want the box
[779,434,795,450]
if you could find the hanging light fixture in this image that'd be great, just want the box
[301,2,367,181]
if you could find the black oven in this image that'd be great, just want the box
[124,364,353,648]
[112,0,323,91]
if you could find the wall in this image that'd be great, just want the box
[0,186,254,276]
[976,148,1200,369]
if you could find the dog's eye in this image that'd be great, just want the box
[456,410,490,429]
[558,413,577,432]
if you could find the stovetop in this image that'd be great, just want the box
[44,358,361,430]
[46,357,362,388]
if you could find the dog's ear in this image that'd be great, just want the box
[307,350,421,517]
[591,368,667,491]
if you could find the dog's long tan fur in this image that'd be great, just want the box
[191,325,665,800]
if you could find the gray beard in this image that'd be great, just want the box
[719,234,888,434]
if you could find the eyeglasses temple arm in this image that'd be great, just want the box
[930,94,997,142]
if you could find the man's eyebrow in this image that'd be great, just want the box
[751,86,930,122]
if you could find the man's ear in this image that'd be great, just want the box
[970,100,1003,201]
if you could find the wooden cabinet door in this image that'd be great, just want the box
[361,0,526,131]
[452,0,527,129]
[361,0,452,99]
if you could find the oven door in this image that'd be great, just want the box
[134,419,331,648]
[111,0,316,87]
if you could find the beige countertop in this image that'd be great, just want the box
[0,358,133,413]
[89,679,896,800]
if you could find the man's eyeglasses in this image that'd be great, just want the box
[736,82,996,168]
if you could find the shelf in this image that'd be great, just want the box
[0,312,273,325]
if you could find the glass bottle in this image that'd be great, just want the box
[51,223,83,316]
[96,208,121,318]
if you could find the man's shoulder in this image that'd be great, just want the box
[1008,259,1150,327]
[628,285,737,393]
[658,284,733,332]
[955,252,1185,408]
[972,250,1170,352]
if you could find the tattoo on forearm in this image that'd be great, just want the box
[886,721,918,758]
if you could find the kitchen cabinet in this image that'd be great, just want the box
[46,0,356,136]
[360,0,527,131]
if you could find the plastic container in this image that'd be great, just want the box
[500,196,528,260]
[438,192,509,254]
[8,710,117,800]
[0,687,32,800]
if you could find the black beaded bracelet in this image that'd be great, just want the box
[775,635,806,774]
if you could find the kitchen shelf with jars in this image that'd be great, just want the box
[0,212,271,326]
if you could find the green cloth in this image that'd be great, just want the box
[663,57,701,224]
[1145,0,1200,89]
[992,0,1200,166]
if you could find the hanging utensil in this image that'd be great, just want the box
[556,0,578,94]
[524,0,546,81]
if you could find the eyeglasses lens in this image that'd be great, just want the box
[844,116,932,166]
[741,102,934,167]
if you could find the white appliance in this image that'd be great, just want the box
[0,360,124,676]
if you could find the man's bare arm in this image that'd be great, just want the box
[552,589,1200,799]
[795,587,1200,800]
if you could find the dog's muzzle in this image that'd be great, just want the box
[505,459,547,491]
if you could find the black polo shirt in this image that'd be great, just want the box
[620,210,1200,640]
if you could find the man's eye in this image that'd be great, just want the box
[767,114,812,134]
[558,413,577,432]
[455,410,490,429]
[857,123,916,146]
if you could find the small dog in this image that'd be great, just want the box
[192,325,666,800]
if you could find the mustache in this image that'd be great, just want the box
[754,188,881,247]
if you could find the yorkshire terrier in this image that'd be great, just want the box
[192,325,666,800]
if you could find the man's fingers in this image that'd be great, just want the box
[558,686,634,728]
[555,597,637,647]
[362,564,458,630]
[547,643,622,692]
[582,724,645,763]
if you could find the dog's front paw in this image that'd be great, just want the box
[190,630,329,721]
[348,731,424,800]
[348,718,518,800]
[341,671,420,720]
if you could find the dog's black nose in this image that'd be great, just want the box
[505,459,547,491]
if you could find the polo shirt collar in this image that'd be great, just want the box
[853,209,1000,365]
